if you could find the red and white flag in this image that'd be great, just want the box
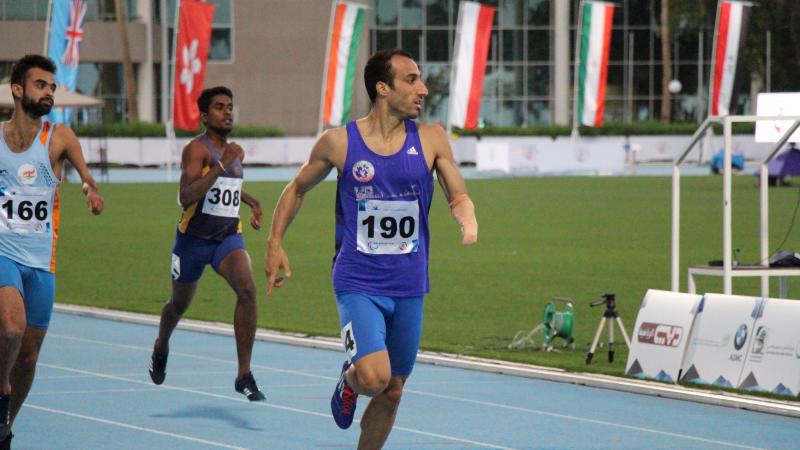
[575,1,614,128]
[447,1,495,130]
[709,0,752,117]
[173,0,215,131]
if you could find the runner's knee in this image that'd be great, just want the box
[355,367,391,396]
[0,316,25,343]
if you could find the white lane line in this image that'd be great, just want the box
[404,389,768,450]
[24,404,249,449]
[38,363,514,450]
[47,333,334,381]
[30,383,334,396]
[46,333,771,449]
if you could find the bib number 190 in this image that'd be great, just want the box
[361,215,415,239]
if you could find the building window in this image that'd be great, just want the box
[166,0,233,63]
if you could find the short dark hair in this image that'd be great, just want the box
[10,54,57,86]
[197,86,233,113]
[364,48,413,104]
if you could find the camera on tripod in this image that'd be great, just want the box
[585,293,631,364]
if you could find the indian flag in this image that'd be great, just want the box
[447,1,495,130]
[321,1,366,128]
[575,1,614,128]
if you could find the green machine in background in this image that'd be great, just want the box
[509,297,576,352]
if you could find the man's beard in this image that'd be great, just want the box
[22,94,53,117]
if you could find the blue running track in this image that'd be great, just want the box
[11,311,799,449]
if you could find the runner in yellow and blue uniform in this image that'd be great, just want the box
[0,55,104,450]
[148,86,266,402]
[265,49,478,449]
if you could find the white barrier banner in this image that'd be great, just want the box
[625,289,701,383]
[475,140,624,174]
[680,293,764,388]
[738,297,800,396]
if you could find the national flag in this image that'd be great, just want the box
[173,0,215,131]
[321,1,367,128]
[447,1,495,130]
[709,0,752,117]
[46,0,88,124]
[575,1,614,128]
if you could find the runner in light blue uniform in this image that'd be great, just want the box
[0,55,104,449]
[265,49,478,448]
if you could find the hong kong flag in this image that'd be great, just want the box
[173,0,215,131]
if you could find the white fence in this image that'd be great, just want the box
[78,134,775,172]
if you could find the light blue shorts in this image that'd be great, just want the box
[0,255,55,329]
[334,292,424,377]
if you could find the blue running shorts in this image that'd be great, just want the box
[334,292,424,377]
[0,255,55,329]
[170,231,245,283]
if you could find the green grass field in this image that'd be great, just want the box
[54,175,800,377]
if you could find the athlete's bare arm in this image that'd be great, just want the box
[264,128,346,294]
[51,124,104,215]
[241,191,262,230]
[420,123,477,245]
[177,140,243,208]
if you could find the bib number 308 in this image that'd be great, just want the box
[202,176,243,218]
[356,199,419,255]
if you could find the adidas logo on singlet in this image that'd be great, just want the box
[406,146,418,155]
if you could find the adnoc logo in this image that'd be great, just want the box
[733,324,748,351]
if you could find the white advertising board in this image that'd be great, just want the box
[755,93,800,143]
[738,297,800,396]
[680,293,764,388]
[625,290,702,383]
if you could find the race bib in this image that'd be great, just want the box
[202,177,243,218]
[0,186,52,235]
[356,199,419,255]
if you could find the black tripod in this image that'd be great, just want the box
[585,294,631,364]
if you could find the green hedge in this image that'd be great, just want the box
[455,121,756,138]
[72,122,285,138]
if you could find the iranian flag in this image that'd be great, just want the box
[709,0,752,117]
[575,1,614,128]
[447,1,495,130]
[321,1,366,128]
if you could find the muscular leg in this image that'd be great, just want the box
[0,287,26,397]
[357,375,407,450]
[216,249,257,378]
[154,281,198,355]
[8,327,46,427]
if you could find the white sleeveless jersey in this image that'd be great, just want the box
[0,121,61,272]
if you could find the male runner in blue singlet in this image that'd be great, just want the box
[0,55,104,449]
[148,86,266,401]
[265,49,478,449]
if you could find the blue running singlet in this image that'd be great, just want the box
[332,120,434,297]
[177,135,243,241]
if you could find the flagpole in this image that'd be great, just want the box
[571,0,585,142]
[43,0,53,54]
[317,1,339,137]
[167,0,182,183]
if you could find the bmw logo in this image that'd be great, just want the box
[733,324,748,350]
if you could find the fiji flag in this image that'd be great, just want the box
[47,0,88,124]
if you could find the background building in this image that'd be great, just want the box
[0,0,789,135]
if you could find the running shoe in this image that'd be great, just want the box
[0,394,9,442]
[235,372,266,401]
[0,432,11,450]
[148,348,168,385]
[330,361,358,429]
